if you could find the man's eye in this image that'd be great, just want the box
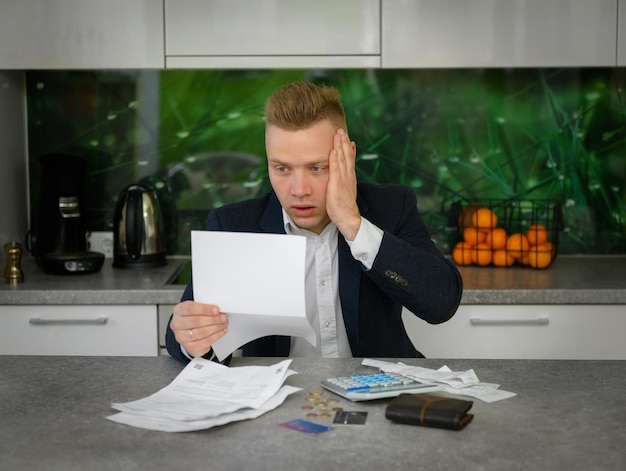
[276,167,287,173]
[312,166,323,172]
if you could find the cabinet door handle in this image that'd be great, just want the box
[29,317,108,326]
[470,317,549,326]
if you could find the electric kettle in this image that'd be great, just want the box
[113,184,166,269]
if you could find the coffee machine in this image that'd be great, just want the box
[34,153,104,275]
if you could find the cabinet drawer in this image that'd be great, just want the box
[165,0,379,57]
[403,305,626,360]
[0,305,158,356]
[382,0,618,67]
[0,0,164,69]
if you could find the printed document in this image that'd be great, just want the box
[108,357,300,432]
[191,231,316,361]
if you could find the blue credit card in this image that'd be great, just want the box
[280,419,334,434]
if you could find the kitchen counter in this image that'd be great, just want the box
[0,255,625,305]
[0,256,188,305]
[456,255,626,304]
[1,355,624,471]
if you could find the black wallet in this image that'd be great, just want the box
[385,393,474,431]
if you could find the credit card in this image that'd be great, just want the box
[279,419,334,434]
[333,411,368,425]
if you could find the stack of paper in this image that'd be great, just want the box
[107,358,300,432]
[362,359,517,403]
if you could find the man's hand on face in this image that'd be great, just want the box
[170,301,229,358]
[326,128,362,241]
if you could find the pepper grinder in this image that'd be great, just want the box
[4,241,24,285]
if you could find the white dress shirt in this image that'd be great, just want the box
[181,211,383,360]
[283,210,383,358]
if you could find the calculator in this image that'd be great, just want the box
[320,371,440,401]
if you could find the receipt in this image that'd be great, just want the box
[362,358,517,403]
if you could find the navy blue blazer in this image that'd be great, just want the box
[166,181,463,361]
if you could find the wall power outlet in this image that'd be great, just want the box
[87,231,114,258]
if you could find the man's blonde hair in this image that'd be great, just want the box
[264,82,347,132]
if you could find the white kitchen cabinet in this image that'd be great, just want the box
[158,304,175,355]
[619,0,626,65]
[382,0,619,68]
[403,305,626,360]
[164,0,380,69]
[0,305,158,356]
[0,0,164,69]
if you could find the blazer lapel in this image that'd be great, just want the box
[338,185,370,355]
[338,238,362,354]
[258,191,290,356]
[259,192,287,234]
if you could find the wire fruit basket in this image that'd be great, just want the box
[446,199,564,269]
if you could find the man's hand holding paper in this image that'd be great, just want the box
[170,300,229,358]
[188,230,316,361]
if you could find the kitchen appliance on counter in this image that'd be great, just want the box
[113,184,166,269]
[33,153,105,275]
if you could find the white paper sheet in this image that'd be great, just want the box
[108,385,301,432]
[108,357,301,432]
[191,230,316,361]
[362,358,517,403]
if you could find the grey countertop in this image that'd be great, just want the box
[1,255,625,305]
[0,256,189,305]
[457,255,626,304]
[1,355,624,471]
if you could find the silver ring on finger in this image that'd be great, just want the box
[189,329,195,340]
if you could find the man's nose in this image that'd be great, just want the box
[291,171,311,196]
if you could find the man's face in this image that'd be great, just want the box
[266,119,335,235]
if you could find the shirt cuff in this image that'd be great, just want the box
[180,344,193,360]
[181,344,216,361]
[347,217,383,270]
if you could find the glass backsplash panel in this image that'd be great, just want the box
[26,68,626,255]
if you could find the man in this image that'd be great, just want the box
[166,81,462,362]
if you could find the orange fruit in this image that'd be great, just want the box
[528,242,554,269]
[463,227,487,246]
[485,227,508,249]
[471,243,493,266]
[472,207,498,229]
[452,241,474,266]
[492,249,515,267]
[506,233,530,260]
[527,224,549,246]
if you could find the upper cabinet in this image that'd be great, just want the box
[0,0,164,69]
[0,0,623,69]
[617,0,626,66]
[382,0,619,68]
[164,0,381,69]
